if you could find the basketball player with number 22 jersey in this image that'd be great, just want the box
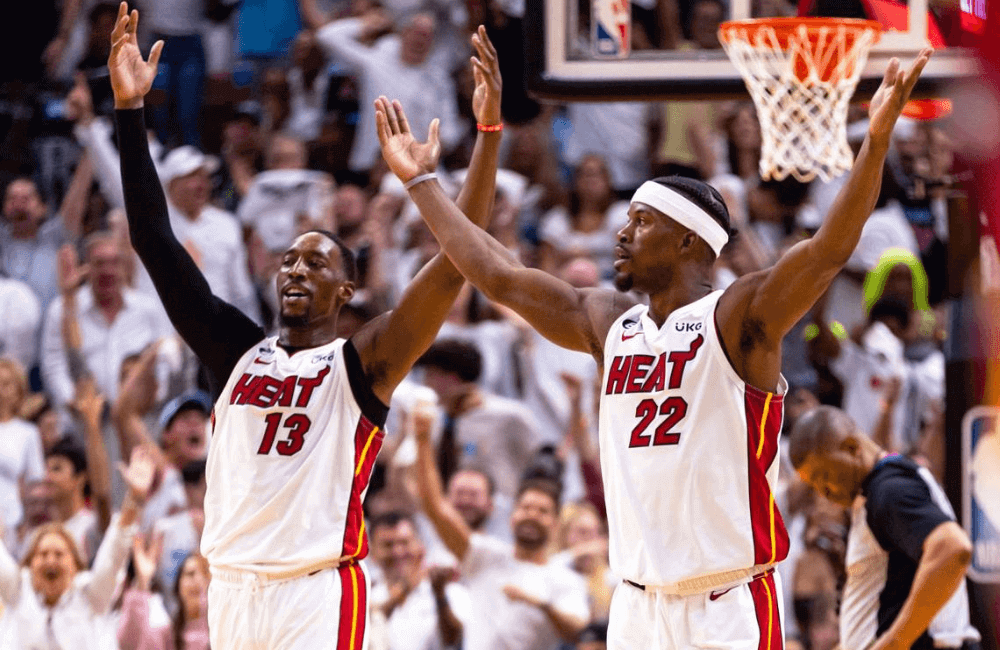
[108,5,504,648]
[383,48,934,649]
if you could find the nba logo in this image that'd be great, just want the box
[592,0,630,58]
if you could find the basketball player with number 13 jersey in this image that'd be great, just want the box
[392,47,933,649]
[109,6,505,647]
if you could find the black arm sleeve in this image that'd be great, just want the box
[116,109,264,393]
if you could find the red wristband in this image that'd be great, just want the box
[477,122,504,133]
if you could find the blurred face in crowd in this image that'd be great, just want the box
[163,409,208,465]
[22,481,56,528]
[562,506,602,549]
[371,519,424,583]
[86,235,126,304]
[45,455,85,501]
[177,554,210,614]
[29,530,80,605]
[575,155,613,208]
[336,185,368,233]
[690,0,724,49]
[883,263,915,305]
[729,105,762,152]
[267,135,307,171]
[400,14,435,66]
[37,409,62,452]
[0,363,24,415]
[3,179,47,235]
[447,470,493,529]
[510,489,558,551]
[421,366,464,405]
[168,168,212,219]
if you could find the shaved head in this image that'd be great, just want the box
[787,406,859,469]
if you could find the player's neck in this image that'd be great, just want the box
[646,273,713,327]
[278,322,340,350]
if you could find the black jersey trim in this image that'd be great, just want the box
[343,339,389,427]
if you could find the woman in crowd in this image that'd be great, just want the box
[0,446,155,650]
[537,154,629,278]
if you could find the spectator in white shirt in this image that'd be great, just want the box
[413,406,590,650]
[0,277,42,371]
[134,146,261,324]
[41,231,170,411]
[0,177,87,310]
[238,132,335,265]
[43,438,100,566]
[0,446,156,650]
[304,1,463,173]
[369,511,470,650]
[0,358,46,540]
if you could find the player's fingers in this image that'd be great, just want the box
[374,106,392,147]
[428,118,440,147]
[111,2,129,41]
[393,99,411,134]
[379,96,400,133]
[147,40,165,72]
[129,9,140,37]
[880,58,898,90]
[478,25,498,61]
[903,47,932,92]
[472,58,485,85]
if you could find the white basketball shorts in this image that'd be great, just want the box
[208,562,370,650]
[608,570,785,650]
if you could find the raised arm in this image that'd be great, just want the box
[355,29,508,402]
[413,405,472,560]
[716,49,932,390]
[373,46,630,365]
[109,3,263,389]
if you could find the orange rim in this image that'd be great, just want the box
[718,17,883,48]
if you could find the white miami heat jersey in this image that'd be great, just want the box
[201,336,385,574]
[599,291,789,586]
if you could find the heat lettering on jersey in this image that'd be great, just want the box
[605,334,704,395]
[229,366,331,408]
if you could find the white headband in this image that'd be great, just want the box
[630,181,729,256]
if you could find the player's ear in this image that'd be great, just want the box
[337,281,356,304]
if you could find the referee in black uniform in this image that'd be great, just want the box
[788,406,981,650]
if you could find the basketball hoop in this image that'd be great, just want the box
[719,18,882,182]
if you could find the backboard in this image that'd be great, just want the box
[524,0,982,101]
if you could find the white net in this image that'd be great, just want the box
[720,20,881,182]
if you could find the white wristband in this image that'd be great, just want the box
[403,173,437,190]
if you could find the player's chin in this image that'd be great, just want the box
[613,271,634,293]
[278,310,311,328]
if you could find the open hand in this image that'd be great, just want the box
[65,74,95,125]
[375,96,440,184]
[120,445,157,503]
[868,48,932,143]
[470,26,502,127]
[71,377,106,426]
[57,244,89,297]
[108,2,164,109]
[131,532,163,590]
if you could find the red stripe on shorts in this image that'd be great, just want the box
[749,572,782,650]
[336,564,367,650]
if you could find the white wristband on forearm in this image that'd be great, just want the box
[404,173,437,190]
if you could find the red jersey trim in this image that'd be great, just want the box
[337,563,367,650]
[744,385,790,565]
[340,416,384,560]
